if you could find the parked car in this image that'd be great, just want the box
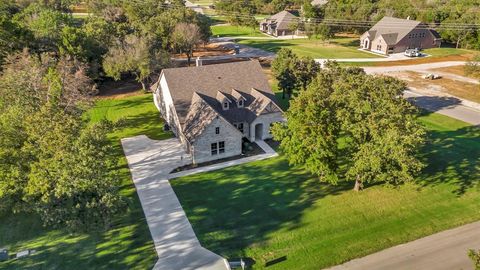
[405,49,421,57]
[423,73,441,80]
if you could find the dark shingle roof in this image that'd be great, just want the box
[263,11,299,31]
[367,17,421,44]
[161,60,281,140]
[162,61,275,121]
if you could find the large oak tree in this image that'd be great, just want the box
[272,63,425,190]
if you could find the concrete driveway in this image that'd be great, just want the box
[326,221,480,270]
[121,136,229,270]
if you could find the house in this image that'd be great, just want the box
[260,11,299,37]
[154,60,284,164]
[185,0,203,14]
[360,16,442,55]
[311,0,328,7]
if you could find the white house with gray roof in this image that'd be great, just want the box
[154,60,284,164]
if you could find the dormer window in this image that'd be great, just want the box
[222,101,229,110]
[238,99,244,108]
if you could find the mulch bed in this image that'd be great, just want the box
[171,141,265,173]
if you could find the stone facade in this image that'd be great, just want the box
[191,117,242,164]
[249,112,284,141]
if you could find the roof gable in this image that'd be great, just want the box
[368,16,421,44]
[161,60,278,124]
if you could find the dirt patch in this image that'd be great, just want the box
[97,77,143,99]
[429,65,480,80]
[392,71,480,103]
[173,43,233,59]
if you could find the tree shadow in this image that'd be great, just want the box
[417,112,480,195]
[0,200,157,270]
[406,95,462,112]
[171,156,352,263]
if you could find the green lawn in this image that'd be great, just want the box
[0,94,170,269]
[171,112,480,270]
[211,24,267,38]
[238,37,379,59]
[423,47,472,57]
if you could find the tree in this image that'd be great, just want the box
[13,3,74,53]
[272,63,425,190]
[0,51,125,231]
[469,249,480,270]
[271,48,298,99]
[314,23,334,42]
[293,56,321,90]
[24,108,125,231]
[465,55,480,79]
[171,23,201,66]
[103,35,170,91]
[288,20,299,38]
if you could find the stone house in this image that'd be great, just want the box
[154,60,284,164]
[260,11,299,37]
[360,16,442,55]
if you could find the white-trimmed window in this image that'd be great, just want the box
[215,127,220,134]
[219,141,225,154]
[223,101,229,110]
[211,141,225,155]
[238,99,244,108]
[211,143,218,155]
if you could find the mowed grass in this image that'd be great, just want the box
[238,37,379,58]
[171,112,480,270]
[211,25,266,37]
[0,94,170,269]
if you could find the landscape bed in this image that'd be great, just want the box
[0,94,169,269]
[171,112,480,270]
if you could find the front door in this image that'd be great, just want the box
[255,123,263,141]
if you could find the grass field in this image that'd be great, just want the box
[0,94,169,269]
[211,25,267,37]
[171,112,480,270]
[238,37,379,59]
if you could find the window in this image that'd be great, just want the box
[211,143,218,155]
[238,99,244,108]
[238,123,244,133]
[223,101,229,110]
[219,141,225,154]
[215,127,220,134]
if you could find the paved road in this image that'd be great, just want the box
[326,221,480,270]
[405,90,480,125]
[364,61,480,125]
[121,136,229,270]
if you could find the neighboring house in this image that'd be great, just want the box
[311,0,328,6]
[360,16,442,55]
[154,60,284,164]
[260,11,299,37]
[185,0,203,14]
